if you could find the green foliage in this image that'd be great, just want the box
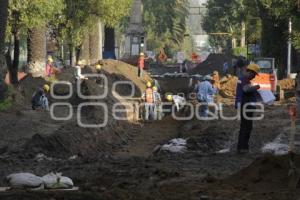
[143,0,189,51]
[232,47,247,57]
[56,0,132,48]
[8,0,65,32]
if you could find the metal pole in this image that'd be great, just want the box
[287,18,292,77]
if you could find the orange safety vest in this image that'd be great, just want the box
[145,88,154,103]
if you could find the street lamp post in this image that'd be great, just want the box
[287,17,292,77]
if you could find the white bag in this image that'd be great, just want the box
[42,173,73,189]
[6,173,43,189]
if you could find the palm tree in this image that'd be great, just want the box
[89,21,103,64]
[0,0,9,85]
[27,26,47,77]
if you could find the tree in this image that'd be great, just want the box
[142,0,189,53]
[58,0,132,63]
[254,0,296,75]
[89,22,103,63]
[0,0,9,100]
[6,0,64,78]
[203,0,250,51]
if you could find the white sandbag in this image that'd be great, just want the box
[161,138,187,153]
[42,173,73,189]
[6,173,43,189]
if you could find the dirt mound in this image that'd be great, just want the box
[221,155,298,191]
[14,60,151,158]
[188,54,229,75]
[101,59,152,88]
[278,78,295,90]
[219,75,238,98]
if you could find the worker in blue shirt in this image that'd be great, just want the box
[195,75,218,117]
[235,64,260,153]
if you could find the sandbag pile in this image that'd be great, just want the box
[219,75,238,98]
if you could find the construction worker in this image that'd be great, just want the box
[45,56,54,77]
[95,64,102,85]
[75,60,87,80]
[31,84,50,111]
[166,94,186,112]
[235,64,260,153]
[195,75,218,117]
[138,52,145,78]
[153,86,163,120]
[142,81,155,120]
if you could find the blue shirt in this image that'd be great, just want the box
[196,81,217,103]
[235,77,258,108]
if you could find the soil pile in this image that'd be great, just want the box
[188,54,229,75]
[278,78,295,90]
[12,60,151,158]
[219,75,238,98]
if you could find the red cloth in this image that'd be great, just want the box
[138,57,145,69]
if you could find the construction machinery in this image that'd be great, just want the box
[252,57,279,99]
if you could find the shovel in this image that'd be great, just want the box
[287,105,299,189]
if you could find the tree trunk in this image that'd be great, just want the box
[240,21,246,47]
[27,26,47,77]
[89,22,103,64]
[9,31,20,84]
[104,26,115,59]
[0,0,9,84]
[79,35,90,64]
[232,37,237,48]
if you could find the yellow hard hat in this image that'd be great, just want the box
[247,64,260,75]
[166,94,173,102]
[153,86,158,91]
[47,57,53,62]
[95,64,102,70]
[140,52,144,56]
[146,81,152,87]
[43,84,50,92]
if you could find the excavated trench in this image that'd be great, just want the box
[0,60,298,200]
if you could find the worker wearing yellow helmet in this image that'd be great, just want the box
[142,81,155,120]
[46,56,54,77]
[235,63,260,154]
[31,84,50,111]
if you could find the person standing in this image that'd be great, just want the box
[195,75,218,117]
[138,52,145,78]
[152,86,162,120]
[142,81,155,121]
[45,57,54,77]
[235,64,260,153]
